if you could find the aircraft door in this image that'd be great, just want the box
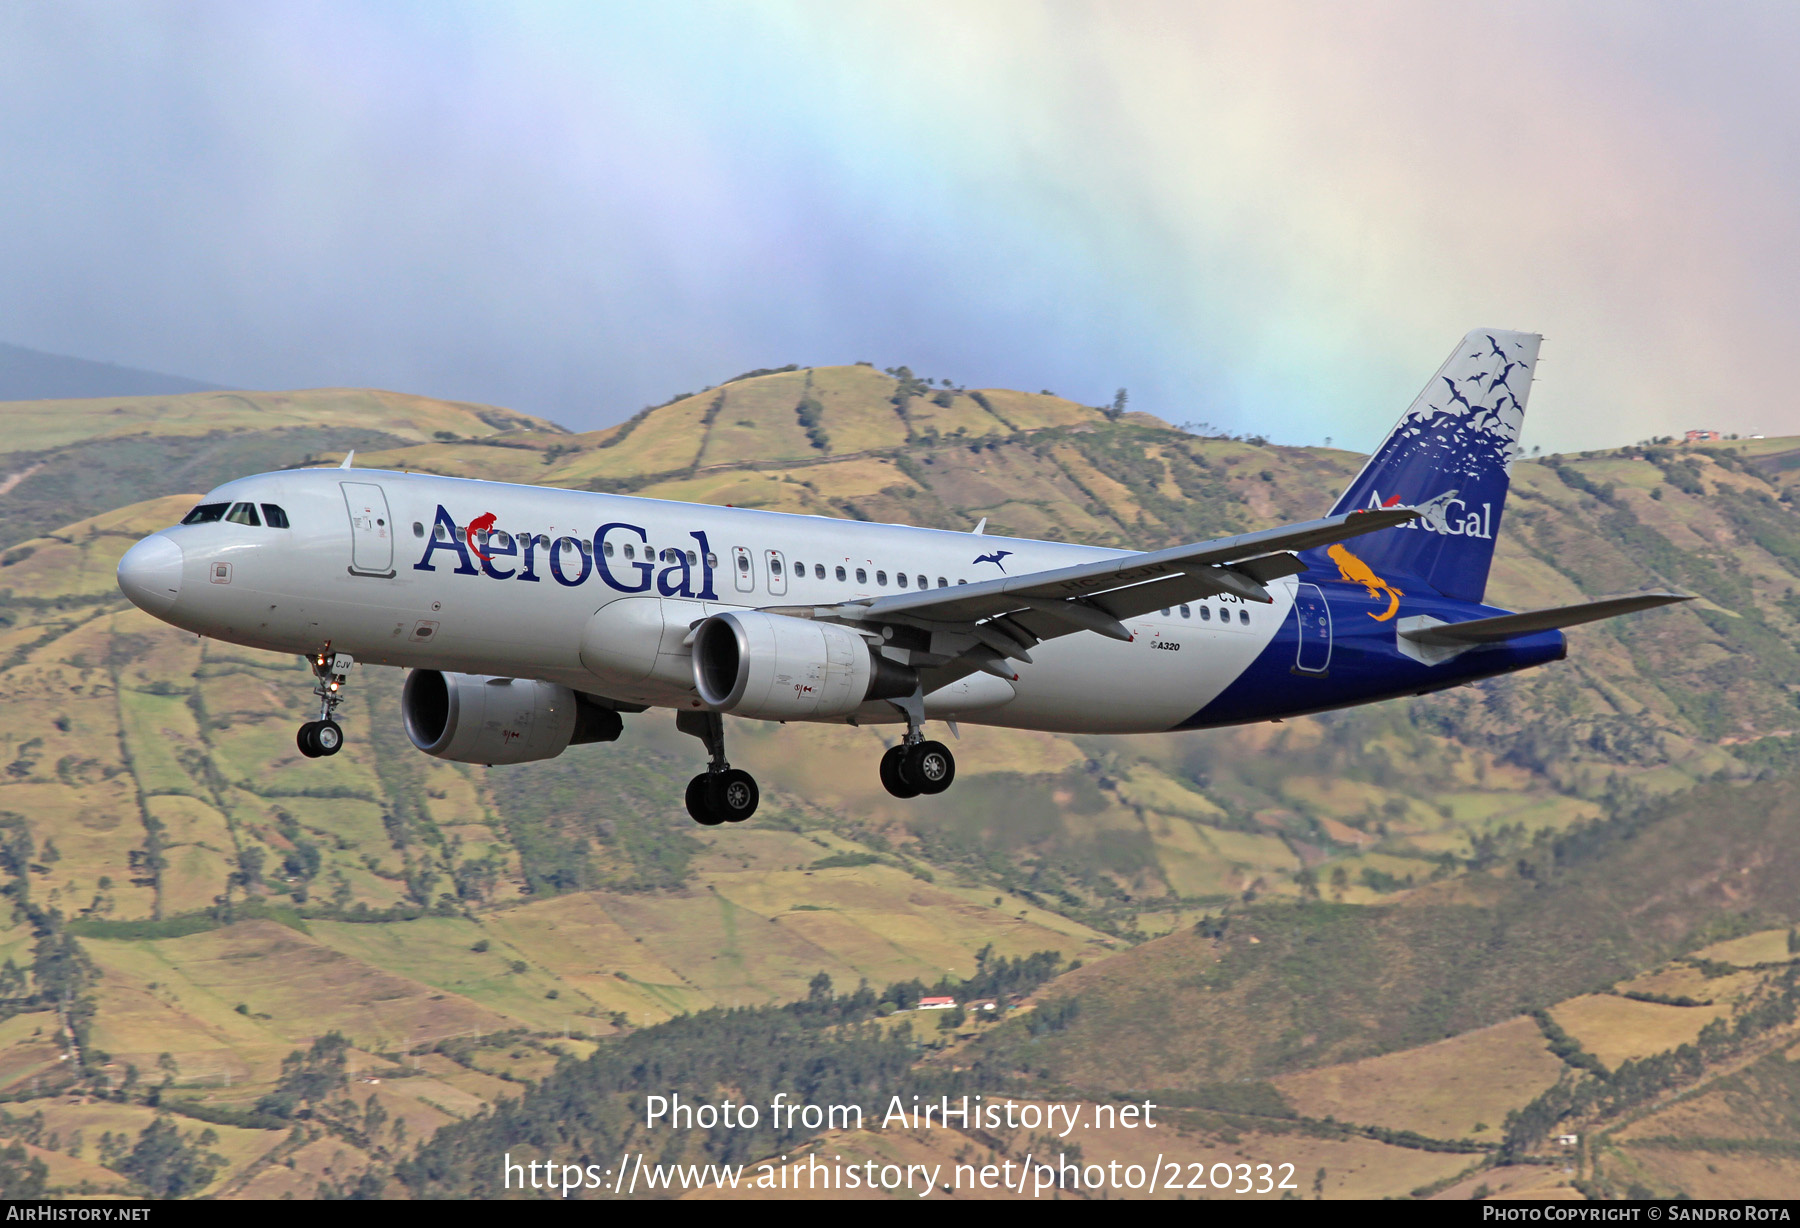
[341,482,395,576]
[731,546,755,593]
[764,549,788,597]
[1293,582,1332,674]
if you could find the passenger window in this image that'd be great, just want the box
[181,502,229,525]
[937,577,947,588]
[738,553,751,572]
[897,573,908,588]
[876,571,887,586]
[705,553,718,568]
[815,564,826,580]
[957,579,967,585]
[412,520,425,538]
[687,551,697,565]
[603,541,614,557]
[772,557,784,576]
[1239,608,1250,625]
[836,566,847,581]
[855,568,867,584]
[1161,608,1171,617]
[1180,605,1190,618]
[624,543,635,559]
[261,504,290,528]
[226,502,261,526]
[1199,605,1211,621]
[916,575,927,590]
[434,523,450,542]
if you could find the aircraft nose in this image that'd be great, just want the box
[117,533,184,616]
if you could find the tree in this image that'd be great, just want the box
[118,1117,221,1198]
[255,1031,351,1118]
[1295,867,1320,900]
[1108,388,1128,420]
[0,1140,47,1197]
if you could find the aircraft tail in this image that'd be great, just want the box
[1322,329,1542,603]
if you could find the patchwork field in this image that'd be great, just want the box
[1,379,1799,1199]
[1273,1016,1565,1143]
[683,1109,1480,1201]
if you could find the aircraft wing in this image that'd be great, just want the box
[771,507,1419,681]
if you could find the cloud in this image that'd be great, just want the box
[0,1,1794,453]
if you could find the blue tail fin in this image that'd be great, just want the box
[1320,329,1541,603]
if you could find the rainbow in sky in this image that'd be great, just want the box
[1,1,1795,452]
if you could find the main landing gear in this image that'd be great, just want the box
[878,687,956,799]
[677,710,759,826]
[297,649,352,759]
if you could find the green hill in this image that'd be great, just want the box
[0,367,1797,1197]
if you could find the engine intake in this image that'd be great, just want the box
[402,670,623,765]
[692,610,915,719]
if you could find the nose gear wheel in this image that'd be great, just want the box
[297,719,343,758]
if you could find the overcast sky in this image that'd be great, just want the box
[2,1,1796,452]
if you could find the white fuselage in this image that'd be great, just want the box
[126,467,1292,734]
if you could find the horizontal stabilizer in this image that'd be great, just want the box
[1400,592,1693,647]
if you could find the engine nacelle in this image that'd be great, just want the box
[402,670,623,765]
[692,610,915,719]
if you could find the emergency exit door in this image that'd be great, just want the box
[1293,582,1332,674]
[341,482,395,576]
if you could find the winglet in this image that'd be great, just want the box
[339,450,355,470]
[972,518,987,536]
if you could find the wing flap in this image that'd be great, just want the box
[834,508,1418,627]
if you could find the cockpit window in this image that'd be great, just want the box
[181,503,229,525]
[261,504,290,528]
[226,502,261,526]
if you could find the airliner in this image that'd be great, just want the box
[115,330,1687,825]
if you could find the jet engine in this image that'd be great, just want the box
[402,670,623,765]
[692,610,915,719]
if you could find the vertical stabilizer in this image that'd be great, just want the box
[1322,329,1541,603]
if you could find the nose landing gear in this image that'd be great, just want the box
[677,710,759,826]
[297,650,352,759]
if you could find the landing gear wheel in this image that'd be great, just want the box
[313,719,343,756]
[880,745,922,799]
[297,722,322,758]
[709,769,759,823]
[685,774,725,826]
[905,740,955,795]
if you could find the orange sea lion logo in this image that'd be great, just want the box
[1328,543,1403,622]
